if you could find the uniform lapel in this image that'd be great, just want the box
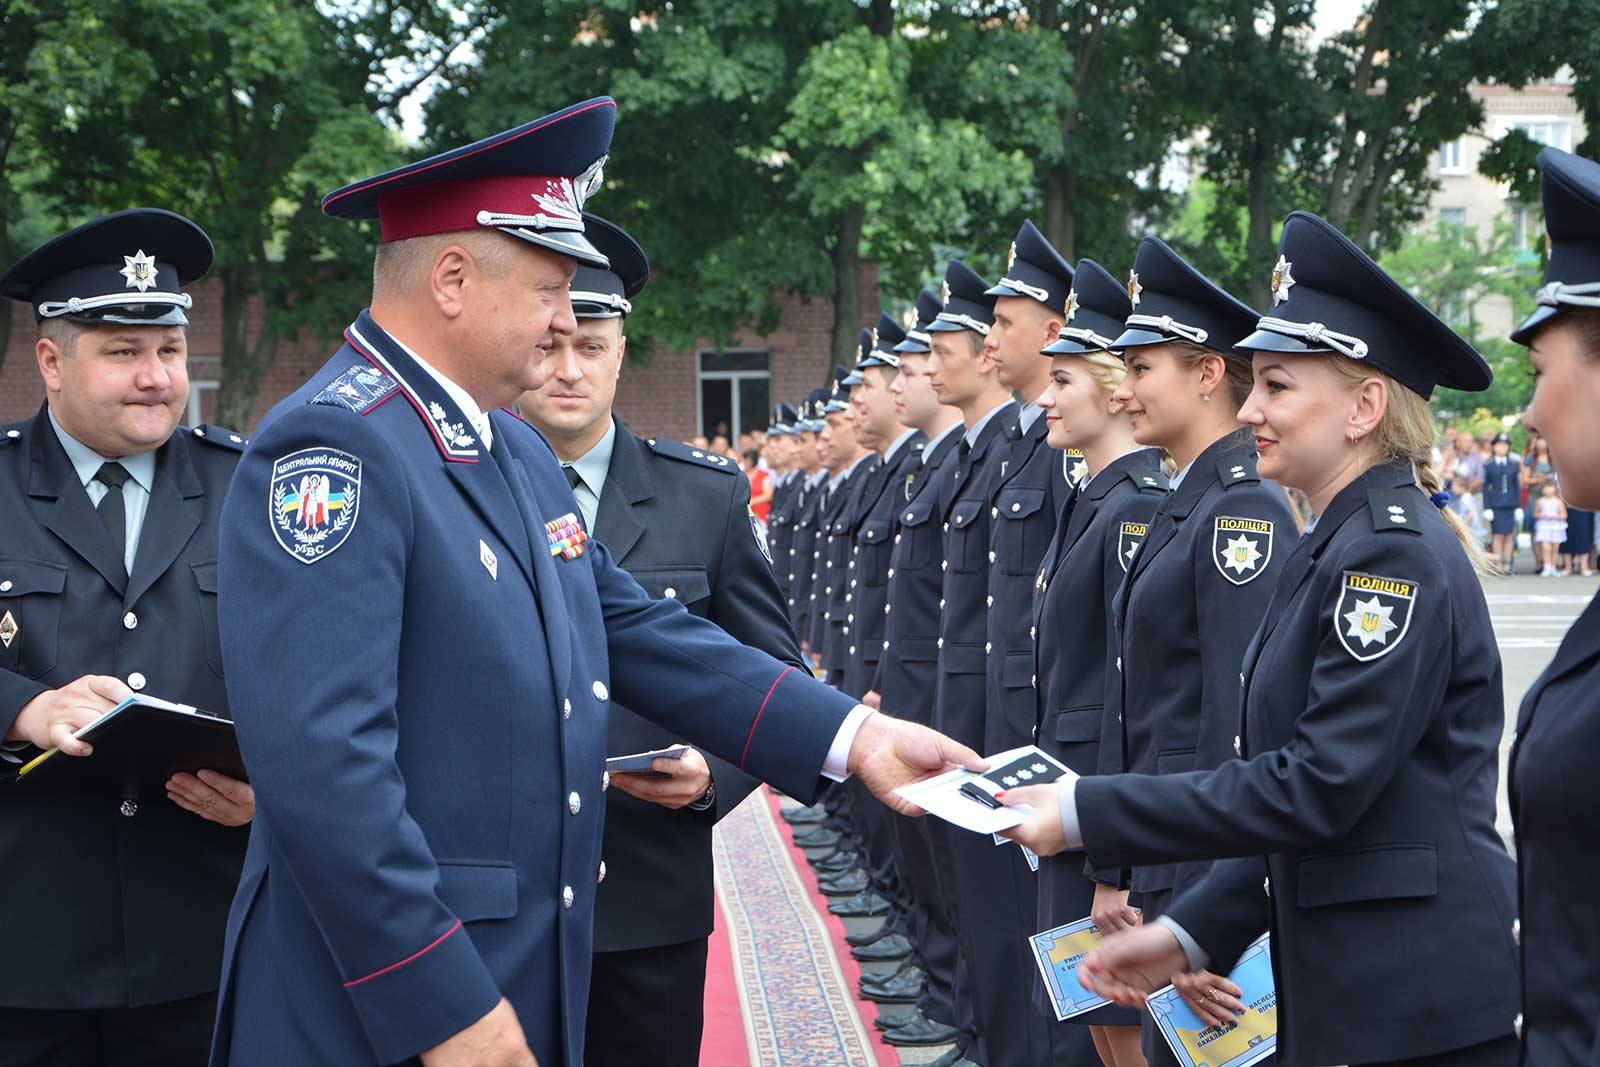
[491,421,573,701]
[27,407,127,597]
[1519,592,1600,732]
[592,420,653,566]
[124,432,204,608]
[993,416,1047,498]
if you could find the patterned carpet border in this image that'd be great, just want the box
[712,788,881,1066]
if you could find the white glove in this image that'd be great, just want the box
[1515,508,1525,524]
[1484,509,1494,521]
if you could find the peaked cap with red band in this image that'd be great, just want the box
[320,97,617,269]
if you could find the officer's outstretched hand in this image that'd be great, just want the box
[422,997,537,1067]
[1078,922,1189,1007]
[847,712,986,816]
[609,748,713,810]
[5,674,132,755]
[167,769,255,826]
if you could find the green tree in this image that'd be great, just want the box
[1378,218,1543,419]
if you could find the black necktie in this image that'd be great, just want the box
[94,461,131,565]
[564,465,583,491]
[959,437,972,461]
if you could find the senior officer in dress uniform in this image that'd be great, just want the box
[1006,212,1520,1067]
[513,214,782,1067]
[927,259,1025,1066]
[1510,146,1600,1067]
[209,98,983,1067]
[0,210,256,1066]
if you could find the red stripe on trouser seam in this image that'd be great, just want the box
[343,920,463,988]
[741,667,795,770]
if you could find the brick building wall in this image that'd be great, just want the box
[0,267,879,440]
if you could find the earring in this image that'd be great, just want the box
[1200,392,1211,403]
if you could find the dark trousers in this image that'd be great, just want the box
[0,992,216,1067]
[585,938,709,1067]
[1357,1034,1519,1066]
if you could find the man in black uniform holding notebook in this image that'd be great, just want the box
[0,210,254,1065]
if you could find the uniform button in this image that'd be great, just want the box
[1234,735,1242,756]
[1030,674,1037,689]
[602,771,611,791]
[123,611,138,630]
[943,523,950,532]
[986,595,993,607]
[1031,725,1037,738]
[4,430,18,439]
[562,886,574,909]
[894,534,902,544]
[884,604,891,614]
[1512,918,1520,946]
[0,580,10,592]
[598,861,607,884]
[937,638,944,649]
[988,551,996,563]
[1030,626,1036,640]
[882,640,890,650]
[941,561,947,571]
[1514,1013,1523,1040]
[1011,502,1021,512]
[849,646,856,655]
[120,799,138,817]
[825,586,832,595]
[1116,657,1121,672]
[664,587,677,599]
[887,568,894,578]
[850,580,857,589]
[788,598,796,606]
[563,698,572,720]
[568,792,582,815]
[905,512,914,522]
[938,599,945,609]
[984,642,992,653]
[847,614,854,623]
[1039,580,1046,592]
[1263,877,1271,897]
[990,507,998,520]
[592,681,608,701]
[127,672,146,691]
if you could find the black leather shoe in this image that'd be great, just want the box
[851,933,913,962]
[812,850,861,874]
[883,1015,963,1047]
[925,1047,980,1067]
[873,1007,921,1032]
[781,804,827,825]
[859,969,924,1004]
[828,891,889,917]
[818,870,870,896]
[793,827,840,849]
[845,919,898,947]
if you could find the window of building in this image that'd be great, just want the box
[1510,120,1572,151]
[1509,202,1542,254]
[186,379,220,427]
[1438,206,1468,229]
[1437,139,1465,174]
[696,349,770,443]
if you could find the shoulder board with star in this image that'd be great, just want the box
[1216,454,1261,489]
[310,362,399,416]
[1367,489,1423,535]
[190,424,249,451]
[646,436,740,475]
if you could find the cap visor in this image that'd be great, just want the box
[983,281,1027,299]
[61,305,191,328]
[499,226,610,270]
[842,370,864,387]
[1510,304,1559,346]
[1109,327,1176,350]
[892,338,931,354]
[1233,328,1334,355]
[925,319,967,334]
[1041,336,1109,356]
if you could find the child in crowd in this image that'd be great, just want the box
[1450,475,1487,547]
[1534,480,1570,576]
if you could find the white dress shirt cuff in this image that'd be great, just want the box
[1057,777,1086,850]
[821,705,875,782]
[1155,916,1211,972]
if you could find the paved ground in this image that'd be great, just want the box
[806,570,1595,1064]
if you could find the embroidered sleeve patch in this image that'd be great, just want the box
[1212,515,1274,585]
[270,448,362,564]
[749,506,772,563]
[1117,521,1149,573]
[1335,571,1417,661]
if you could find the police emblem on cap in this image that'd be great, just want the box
[1064,288,1079,323]
[1117,521,1149,573]
[1005,242,1018,272]
[1063,449,1088,487]
[940,280,951,306]
[1270,255,1295,307]
[270,448,362,564]
[1336,571,1417,661]
[120,251,158,292]
[1212,515,1273,585]
[1126,270,1143,308]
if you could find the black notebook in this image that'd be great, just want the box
[13,694,246,798]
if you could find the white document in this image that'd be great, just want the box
[894,745,1074,835]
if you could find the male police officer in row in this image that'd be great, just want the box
[211,98,980,1067]
[0,210,256,1064]
[763,402,804,605]
[514,214,790,1067]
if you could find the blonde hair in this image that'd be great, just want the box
[1325,356,1488,572]
[1079,350,1128,394]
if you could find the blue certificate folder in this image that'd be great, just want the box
[1147,934,1277,1067]
[1028,916,1115,1021]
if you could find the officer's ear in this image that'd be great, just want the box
[429,244,474,320]
[615,329,626,373]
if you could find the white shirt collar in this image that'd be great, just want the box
[964,399,1014,448]
[1018,400,1044,434]
[920,421,962,464]
[48,408,157,492]
[1078,445,1146,491]
[394,338,494,451]
[1167,458,1197,492]
[883,428,919,465]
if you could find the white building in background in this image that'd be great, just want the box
[1425,75,1588,338]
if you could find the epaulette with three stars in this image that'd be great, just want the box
[646,436,739,475]
[1367,489,1423,535]
[1217,454,1261,489]
[190,424,249,450]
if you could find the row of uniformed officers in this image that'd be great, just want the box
[764,145,1600,1067]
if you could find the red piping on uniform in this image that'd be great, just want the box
[741,667,795,770]
[345,329,478,464]
[343,920,462,988]
[321,99,616,211]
